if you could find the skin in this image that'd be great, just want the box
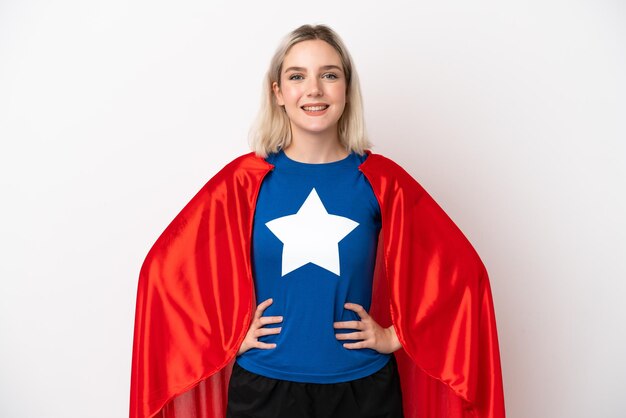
[274,39,349,164]
[237,39,402,357]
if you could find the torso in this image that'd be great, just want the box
[235,148,390,383]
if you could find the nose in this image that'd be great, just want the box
[307,78,323,97]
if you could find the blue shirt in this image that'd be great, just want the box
[235,149,390,383]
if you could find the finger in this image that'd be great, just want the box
[333,320,363,330]
[259,315,283,325]
[254,327,282,337]
[344,303,369,319]
[335,331,365,340]
[342,341,367,350]
[254,298,274,318]
[254,341,277,350]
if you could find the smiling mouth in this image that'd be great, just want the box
[301,105,329,111]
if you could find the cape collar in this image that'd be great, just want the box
[244,149,378,173]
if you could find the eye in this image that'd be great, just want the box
[288,74,304,80]
[323,73,338,80]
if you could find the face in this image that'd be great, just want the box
[273,40,347,141]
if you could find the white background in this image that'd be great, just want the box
[1,1,625,417]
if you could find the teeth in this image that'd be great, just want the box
[303,105,328,111]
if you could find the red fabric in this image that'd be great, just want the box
[130,151,505,418]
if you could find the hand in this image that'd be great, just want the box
[333,302,402,354]
[237,298,283,356]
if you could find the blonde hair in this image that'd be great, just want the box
[249,24,372,158]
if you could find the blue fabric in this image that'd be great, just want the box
[236,149,390,383]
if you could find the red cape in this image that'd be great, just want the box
[130,150,505,418]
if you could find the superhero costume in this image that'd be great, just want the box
[130,150,506,418]
[238,148,389,383]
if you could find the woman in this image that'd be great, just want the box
[228,25,404,418]
[130,24,505,418]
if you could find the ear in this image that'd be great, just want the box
[272,81,285,106]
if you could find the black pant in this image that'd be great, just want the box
[226,355,404,418]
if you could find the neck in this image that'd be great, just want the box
[283,132,349,164]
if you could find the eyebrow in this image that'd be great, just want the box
[283,65,343,73]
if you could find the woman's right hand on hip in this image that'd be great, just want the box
[237,298,283,356]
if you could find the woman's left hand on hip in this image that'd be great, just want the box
[334,302,402,354]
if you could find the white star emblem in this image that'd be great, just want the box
[265,188,359,276]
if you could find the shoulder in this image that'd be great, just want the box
[208,151,272,183]
[362,151,406,172]
[361,150,425,192]
[220,151,270,173]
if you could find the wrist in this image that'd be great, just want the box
[385,325,402,352]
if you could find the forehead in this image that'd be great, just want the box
[282,39,343,70]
